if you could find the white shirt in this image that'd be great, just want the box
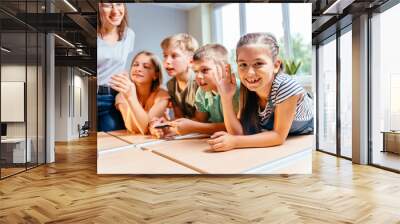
[97,28,135,86]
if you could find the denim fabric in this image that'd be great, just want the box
[97,94,125,132]
[260,98,314,135]
[260,112,314,135]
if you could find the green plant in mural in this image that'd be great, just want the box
[279,33,311,75]
[283,59,302,75]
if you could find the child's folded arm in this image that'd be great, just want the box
[232,95,300,148]
[184,111,225,135]
[234,131,286,148]
[123,91,168,135]
[124,96,149,135]
[220,96,243,135]
[149,91,170,119]
[188,122,226,135]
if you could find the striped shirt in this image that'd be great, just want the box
[258,73,313,123]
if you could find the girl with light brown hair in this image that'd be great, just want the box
[110,51,170,134]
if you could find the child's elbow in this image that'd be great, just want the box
[275,140,285,146]
[274,134,287,146]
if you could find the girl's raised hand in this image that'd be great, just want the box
[213,60,236,100]
[109,72,136,99]
[207,131,237,152]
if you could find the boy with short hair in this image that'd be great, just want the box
[167,43,241,135]
[149,33,199,138]
[161,33,199,118]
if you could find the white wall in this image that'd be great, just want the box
[127,4,188,62]
[188,4,212,46]
[55,66,69,141]
[54,67,89,141]
[126,3,215,86]
[72,74,89,138]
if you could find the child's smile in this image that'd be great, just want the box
[132,72,145,79]
[130,54,156,84]
[244,76,262,87]
[237,44,281,94]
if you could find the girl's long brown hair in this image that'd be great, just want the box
[236,32,281,134]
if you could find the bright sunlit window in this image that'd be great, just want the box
[220,4,240,54]
[371,2,400,170]
[213,3,312,81]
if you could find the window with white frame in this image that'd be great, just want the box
[213,3,241,72]
[213,3,312,89]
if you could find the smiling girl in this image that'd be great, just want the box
[208,32,313,152]
[110,51,170,134]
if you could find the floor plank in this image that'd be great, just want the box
[0,134,399,223]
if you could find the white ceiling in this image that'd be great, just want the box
[149,3,201,11]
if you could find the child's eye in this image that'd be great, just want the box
[254,62,265,67]
[133,63,139,67]
[201,68,209,73]
[238,63,248,69]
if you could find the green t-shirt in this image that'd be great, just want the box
[194,80,240,123]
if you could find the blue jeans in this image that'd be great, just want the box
[97,94,125,132]
[261,113,314,135]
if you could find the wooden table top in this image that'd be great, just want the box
[98,130,313,174]
[97,132,131,153]
[97,147,198,174]
[142,135,314,174]
[106,130,159,145]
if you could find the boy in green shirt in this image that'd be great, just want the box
[168,44,240,135]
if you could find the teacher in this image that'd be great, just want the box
[97,3,135,131]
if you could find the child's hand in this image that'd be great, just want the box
[207,131,237,152]
[169,118,195,135]
[213,60,236,100]
[109,72,136,99]
[149,117,171,139]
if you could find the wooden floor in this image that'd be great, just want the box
[1,134,400,223]
[373,150,400,171]
[1,167,26,178]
